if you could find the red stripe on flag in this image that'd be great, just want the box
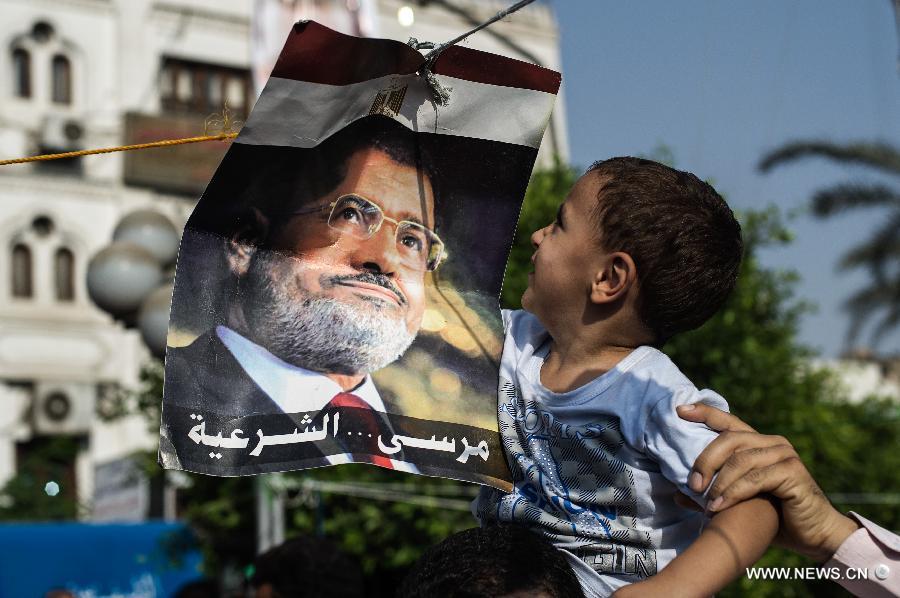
[432,45,560,95]
[271,21,424,84]
[270,21,560,95]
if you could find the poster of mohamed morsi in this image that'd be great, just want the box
[159,21,560,489]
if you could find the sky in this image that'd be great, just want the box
[550,1,900,357]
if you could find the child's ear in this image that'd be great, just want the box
[225,207,270,277]
[590,251,638,305]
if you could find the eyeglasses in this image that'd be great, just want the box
[290,194,446,272]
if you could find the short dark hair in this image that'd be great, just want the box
[250,535,364,598]
[588,157,742,344]
[397,524,584,598]
[242,116,437,237]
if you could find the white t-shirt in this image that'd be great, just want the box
[475,310,728,597]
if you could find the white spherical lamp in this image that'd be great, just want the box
[113,210,180,266]
[138,283,174,358]
[87,242,162,316]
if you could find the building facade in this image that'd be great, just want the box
[0,0,253,519]
[0,0,567,521]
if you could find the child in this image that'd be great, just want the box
[475,157,778,597]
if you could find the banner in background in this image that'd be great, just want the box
[0,523,202,598]
[252,0,378,96]
[160,22,560,489]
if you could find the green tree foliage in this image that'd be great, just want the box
[0,436,81,521]
[759,140,900,348]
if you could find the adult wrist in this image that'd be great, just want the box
[818,512,862,560]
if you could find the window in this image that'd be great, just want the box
[160,57,250,117]
[12,244,32,298]
[55,248,74,301]
[12,48,31,98]
[32,215,54,237]
[51,54,71,104]
[31,21,54,43]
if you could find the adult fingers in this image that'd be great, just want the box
[705,442,800,502]
[689,431,793,493]
[676,403,757,433]
[706,456,807,513]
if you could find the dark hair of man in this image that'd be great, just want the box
[250,535,364,598]
[240,115,438,242]
[588,157,743,345]
[396,524,584,598]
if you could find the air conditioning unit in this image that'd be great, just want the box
[33,382,94,434]
[40,115,85,152]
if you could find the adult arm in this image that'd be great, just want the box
[678,403,900,597]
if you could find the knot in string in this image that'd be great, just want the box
[408,37,452,106]
[406,0,537,107]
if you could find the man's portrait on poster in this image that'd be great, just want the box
[162,116,530,478]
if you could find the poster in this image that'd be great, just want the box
[159,21,560,488]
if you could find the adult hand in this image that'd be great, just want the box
[677,403,860,561]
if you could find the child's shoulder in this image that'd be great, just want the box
[628,346,692,388]
[615,346,729,411]
[628,348,729,415]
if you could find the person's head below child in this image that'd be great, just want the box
[527,157,742,392]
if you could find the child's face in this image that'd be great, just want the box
[522,172,605,322]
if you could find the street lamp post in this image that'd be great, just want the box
[86,209,180,521]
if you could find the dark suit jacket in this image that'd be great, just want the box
[164,330,406,416]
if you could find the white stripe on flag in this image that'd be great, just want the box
[236,73,556,150]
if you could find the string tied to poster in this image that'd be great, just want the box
[0,104,240,167]
[407,0,537,106]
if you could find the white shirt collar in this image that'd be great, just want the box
[216,325,386,414]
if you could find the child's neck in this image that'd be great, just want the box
[539,318,652,394]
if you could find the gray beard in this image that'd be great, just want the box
[240,251,416,376]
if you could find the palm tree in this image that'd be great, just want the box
[759,140,900,348]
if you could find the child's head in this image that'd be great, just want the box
[525,157,742,346]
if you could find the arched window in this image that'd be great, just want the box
[51,54,71,104]
[55,247,75,301]
[12,244,32,298]
[12,48,31,98]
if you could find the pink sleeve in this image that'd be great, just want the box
[824,512,900,597]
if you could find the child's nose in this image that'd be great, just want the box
[531,225,547,249]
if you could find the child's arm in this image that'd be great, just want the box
[613,497,779,597]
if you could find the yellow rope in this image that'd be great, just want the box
[0,132,238,166]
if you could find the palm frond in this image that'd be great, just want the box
[843,279,900,346]
[811,183,900,217]
[871,304,900,346]
[839,239,900,279]
[836,211,900,282]
[759,140,900,175]
[845,280,900,313]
